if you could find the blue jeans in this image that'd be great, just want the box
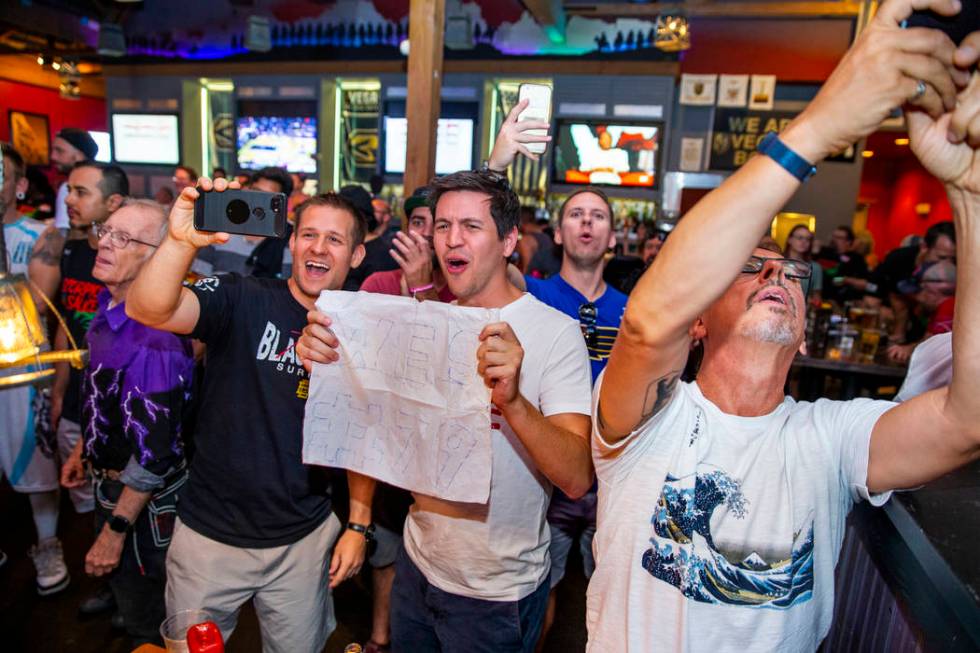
[390,547,550,653]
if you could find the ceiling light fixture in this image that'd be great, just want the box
[654,15,690,52]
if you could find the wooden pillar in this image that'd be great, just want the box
[404,0,445,197]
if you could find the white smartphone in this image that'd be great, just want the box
[517,83,553,155]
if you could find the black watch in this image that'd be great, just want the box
[346,521,375,542]
[108,514,132,534]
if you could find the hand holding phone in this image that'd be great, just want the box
[193,187,287,238]
[486,92,553,170]
[518,83,554,155]
[166,178,236,250]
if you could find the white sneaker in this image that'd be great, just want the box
[29,537,70,596]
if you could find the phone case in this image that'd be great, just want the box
[518,83,553,155]
[193,189,287,238]
[904,4,980,44]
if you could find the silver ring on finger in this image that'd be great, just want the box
[911,80,927,102]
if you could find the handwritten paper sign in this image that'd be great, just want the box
[302,291,499,503]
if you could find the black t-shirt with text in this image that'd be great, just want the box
[58,238,104,422]
[181,274,331,548]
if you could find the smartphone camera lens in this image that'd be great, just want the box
[253,206,266,220]
[226,199,250,225]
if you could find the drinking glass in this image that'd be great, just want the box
[160,609,214,653]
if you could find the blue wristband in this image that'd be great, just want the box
[757,131,817,183]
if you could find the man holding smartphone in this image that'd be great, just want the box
[126,179,376,653]
[590,1,980,650]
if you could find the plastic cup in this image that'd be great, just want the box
[160,609,213,653]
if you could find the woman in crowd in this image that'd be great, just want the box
[784,224,823,304]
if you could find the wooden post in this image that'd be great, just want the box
[404,0,445,197]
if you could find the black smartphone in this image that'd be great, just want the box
[904,2,980,44]
[193,188,287,238]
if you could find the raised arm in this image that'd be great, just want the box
[486,98,552,171]
[126,178,232,334]
[868,50,980,492]
[598,0,965,443]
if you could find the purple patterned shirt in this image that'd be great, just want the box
[81,290,194,488]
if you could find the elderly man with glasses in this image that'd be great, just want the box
[589,0,980,649]
[61,198,193,648]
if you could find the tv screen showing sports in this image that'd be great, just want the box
[111,114,180,165]
[383,117,474,175]
[553,121,661,188]
[89,131,111,163]
[237,115,317,173]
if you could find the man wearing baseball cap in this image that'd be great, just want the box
[51,128,99,231]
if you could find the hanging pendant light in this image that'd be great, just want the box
[0,273,88,389]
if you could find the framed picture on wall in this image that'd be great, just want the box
[8,110,51,166]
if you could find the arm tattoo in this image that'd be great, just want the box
[597,369,681,441]
[638,370,681,425]
[30,229,64,266]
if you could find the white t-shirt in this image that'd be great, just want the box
[895,333,952,402]
[587,378,894,652]
[403,293,593,601]
[4,215,46,274]
[54,182,70,230]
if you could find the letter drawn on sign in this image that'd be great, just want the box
[302,291,498,503]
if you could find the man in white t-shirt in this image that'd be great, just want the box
[589,2,980,650]
[298,170,594,652]
[1,142,68,595]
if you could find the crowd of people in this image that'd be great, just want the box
[2,1,980,651]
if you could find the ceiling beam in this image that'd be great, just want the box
[522,0,567,43]
[565,2,864,19]
[404,0,445,197]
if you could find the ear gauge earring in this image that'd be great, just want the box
[16,191,25,200]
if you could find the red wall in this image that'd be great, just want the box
[680,18,853,82]
[860,150,951,257]
[0,78,106,152]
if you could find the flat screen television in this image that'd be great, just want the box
[89,130,111,163]
[382,101,477,176]
[236,100,318,174]
[383,117,474,175]
[111,114,180,165]
[552,120,662,189]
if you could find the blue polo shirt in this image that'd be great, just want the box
[525,274,627,383]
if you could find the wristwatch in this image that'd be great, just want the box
[757,131,817,183]
[481,159,503,174]
[346,521,376,542]
[480,160,509,185]
[108,514,132,534]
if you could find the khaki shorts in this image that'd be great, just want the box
[165,514,341,653]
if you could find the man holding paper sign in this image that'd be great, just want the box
[298,170,593,652]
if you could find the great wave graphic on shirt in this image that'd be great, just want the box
[642,468,814,608]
